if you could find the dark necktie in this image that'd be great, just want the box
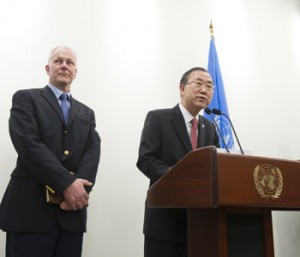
[190,117,198,150]
[59,93,69,123]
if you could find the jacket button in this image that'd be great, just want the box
[64,150,70,155]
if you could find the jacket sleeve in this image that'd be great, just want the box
[75,109,101,192]
[137,111,171,183]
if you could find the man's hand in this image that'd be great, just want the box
[60,178,92,211]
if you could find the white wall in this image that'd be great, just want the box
[0,0,300,256]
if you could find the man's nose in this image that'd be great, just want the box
[199,87,207,93]
[61,61,68,68]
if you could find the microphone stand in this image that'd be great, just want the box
[204,108,230,153]
[212,109,244,155]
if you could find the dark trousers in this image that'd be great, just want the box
[144,235,187,257]
[6,227,83,257]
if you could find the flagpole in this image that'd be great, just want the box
[209,20,214,38]
[205,20,236,150]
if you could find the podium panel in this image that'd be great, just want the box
[147,146,300,257]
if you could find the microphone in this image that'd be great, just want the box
[212,108,244,155]
[204,107,230,153]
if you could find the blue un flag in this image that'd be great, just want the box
[204,37,235,149]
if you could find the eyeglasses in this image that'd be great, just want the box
[185,81,215,91]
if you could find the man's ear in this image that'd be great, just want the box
[74,68,78,79]
[45,64,50,75]
[179,84,185,96]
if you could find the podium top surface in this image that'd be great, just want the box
[147,146,300,209]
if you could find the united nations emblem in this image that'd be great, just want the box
[253,164,283,199]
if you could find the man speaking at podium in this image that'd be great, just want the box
[137,67,220,257]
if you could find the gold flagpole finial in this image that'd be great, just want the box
[209,20,214,38]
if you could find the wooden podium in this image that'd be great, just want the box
[146,146,300,257]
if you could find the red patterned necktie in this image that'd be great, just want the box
[190,117,198,150]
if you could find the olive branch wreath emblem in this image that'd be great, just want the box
[253,164,283,199]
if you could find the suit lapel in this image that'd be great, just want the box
[198,115,207,148]
[40,86,67,126]
[171,105,192,152]
[198,115,210,148]
[68,96,79,127]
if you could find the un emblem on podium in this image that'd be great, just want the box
[253,164,283,199]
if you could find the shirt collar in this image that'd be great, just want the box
[47,84,71,100]
[179,103,198,125]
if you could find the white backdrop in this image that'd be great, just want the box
[0,0,300,256]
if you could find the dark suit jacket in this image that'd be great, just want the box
[0,86,101,233]
[137,105,219,243]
